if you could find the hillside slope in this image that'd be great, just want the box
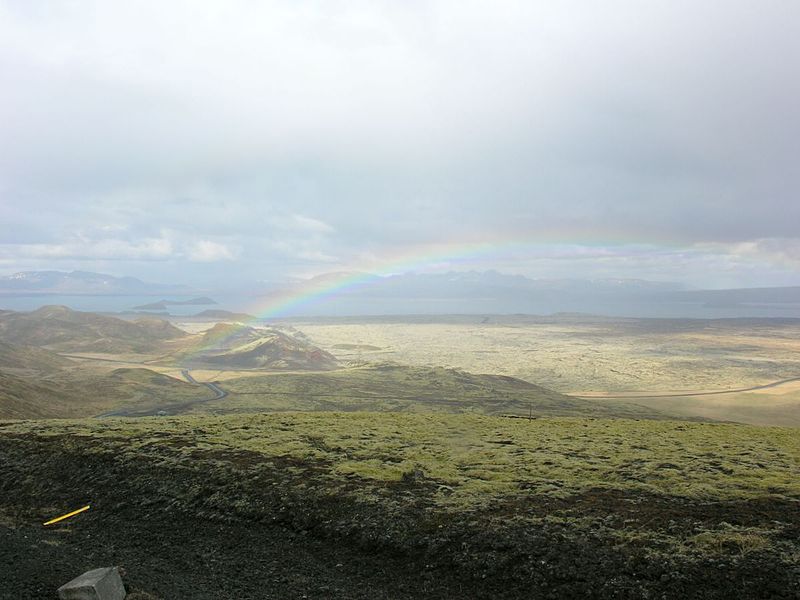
[202,364,671,420]
[0,306,186,352]
[0,371,82,419]
[0,367,201,419]
[0,340,73,371]
[1,413,797,599]
[186,324,338,370]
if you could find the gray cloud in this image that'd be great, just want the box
[0,0,798,287]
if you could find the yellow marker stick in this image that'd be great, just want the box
[43,505,90,526]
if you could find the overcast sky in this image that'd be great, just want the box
[1,0,798,289]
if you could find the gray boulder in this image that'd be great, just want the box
[57,567,126,600]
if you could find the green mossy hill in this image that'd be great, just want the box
[0,367,198,419]
[0,340,73,371]
[214,364,669,419]
[105,367,194,388]
[1,413,798,598]
[0,306,185,352]
[8,412,792,505]
[0,371,82,419]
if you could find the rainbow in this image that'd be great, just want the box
[244,240,494,318]
[239,234,687,320]
[185,235,687,359]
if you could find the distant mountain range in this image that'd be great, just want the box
[0,271,192,295]
[3,269,800,318]
[297,270,687,294]
[272,271,800,318]
[667,286,800,306]
[353,271,688,297]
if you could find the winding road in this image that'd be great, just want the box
[180,369,228,402]
[76,343,800,417]
[95,369,228,418]
[576,375,800,400]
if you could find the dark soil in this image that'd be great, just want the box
[1,433,798,599]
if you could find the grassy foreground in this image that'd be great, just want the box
[6,412,798,504]
[1,413,799,598]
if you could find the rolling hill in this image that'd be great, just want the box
[0,367,202,419]
[0,340,74,371]
[197,363,671,420]
[0,306,186,352]
[186,324,338,370]
[0,371,82,419]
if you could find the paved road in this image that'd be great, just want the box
[576,375,800,400]
[95,369,228,418]
[181,369,228,401]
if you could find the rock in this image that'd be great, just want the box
[401,467,425,483]
[57,567,126,600]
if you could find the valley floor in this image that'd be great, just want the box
[285,315,800,426]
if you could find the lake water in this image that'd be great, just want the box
[2,293,800,320]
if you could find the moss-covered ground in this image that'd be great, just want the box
[199,364,670,420]
[1,413,798,598]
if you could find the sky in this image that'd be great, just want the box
[0,0,798,289]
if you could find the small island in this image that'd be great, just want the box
[132,297,217,311]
